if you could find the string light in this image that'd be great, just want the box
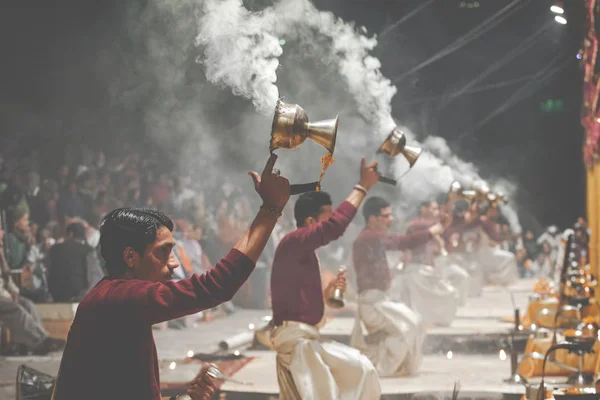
[446,351,453,360]
[169,362,177,370]
[555,15,567,24]
[499,349,507,361]
[248,323,255,330]
[187,350,195,358]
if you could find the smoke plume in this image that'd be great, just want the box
[193,0,521,231]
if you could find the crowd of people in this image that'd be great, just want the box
[0,140,591,400]
[0,141,580,359]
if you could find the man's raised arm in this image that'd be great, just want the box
[132,154,291,325]
[295,157,380,252]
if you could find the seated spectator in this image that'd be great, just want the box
[21,226,54,303]
[47,222,95,302]
[0,225,65,355]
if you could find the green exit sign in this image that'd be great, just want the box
[540,99,564,112]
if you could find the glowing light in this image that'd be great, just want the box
[555,16,567,24]
[577,53,583,60]
[234,350,240,356]
[169,362,177,370]
[550,5,564,14]
[499,349,507,361]
[446,351,453,360]
[187,350,195,358]
[279,39,286,46]
[531,324,537,330]
[248,323,255,330]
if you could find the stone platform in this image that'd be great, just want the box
[160,279,540,399]
[3,279,540,399]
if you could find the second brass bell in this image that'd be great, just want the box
[376,128,423,167]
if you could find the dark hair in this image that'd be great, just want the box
[436,193,448,205]
[294,192,332,227]
[66,222,86,240]
[418,201,432,214]
[363,196,390,223]
[99,208,173,277]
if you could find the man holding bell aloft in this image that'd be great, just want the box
[269,157,381,400]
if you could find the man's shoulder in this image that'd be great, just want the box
[277,228,306,246]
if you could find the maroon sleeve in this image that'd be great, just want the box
[110,249,254,325]
[294,201,357,252]
[361,229,432,251]
[383,230,433,251]
[481,219,503,242]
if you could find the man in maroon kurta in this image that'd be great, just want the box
[270,157,382,400]
[352,197,436,296]
[52,155,290,400]
[350,196,436,377]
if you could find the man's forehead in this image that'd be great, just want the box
[154,227,175,246]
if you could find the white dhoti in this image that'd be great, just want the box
[433,255,470,306]
[391,264,460,326]
[476,246,517,286]
[271,321,381,400]
[444,252,484,298]
[350,289,425,377]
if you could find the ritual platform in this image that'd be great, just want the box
[158,279,544,399]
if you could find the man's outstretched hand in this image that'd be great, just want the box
[249,154,290,211]
[186,364,217,400]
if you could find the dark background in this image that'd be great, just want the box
[0,0,587,231]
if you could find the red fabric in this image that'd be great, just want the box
[51,249,254,400]
[405,217,438,265]
[271,201,356,326]
[352,228,432,294]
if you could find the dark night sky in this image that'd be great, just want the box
[0,0,587,232]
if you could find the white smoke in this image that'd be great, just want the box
[194,0,522,230]
[197,0,282,115]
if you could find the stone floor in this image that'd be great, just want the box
[2,279,539,399]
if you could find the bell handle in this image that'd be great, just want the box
[378,175,397,186]
[290,182,320,195]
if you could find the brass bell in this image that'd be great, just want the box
[375,128,422,186]
[488,191,509,207]
[376,128,422,167]
[270,101,338,154]
[471,180,491,201]
[270,101,339,195]
[448,181,476,202]
[327,267,346,309]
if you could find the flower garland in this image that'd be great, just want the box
[582,0,600,167]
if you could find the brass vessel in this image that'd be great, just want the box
[376,128,423,185]
[448,181,476,202]
[270,101,338,154]
[270,101,339,195]
[327,267,346,309]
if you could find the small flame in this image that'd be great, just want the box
[316,152,335,191]
[446,351,453,360]
[169,362,177,370]
[499,349,507,361]
[187,350,195,358]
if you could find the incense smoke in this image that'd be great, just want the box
[195,0,521,232]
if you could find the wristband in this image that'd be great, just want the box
[260,205,283,218]
[354,184,368,195]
